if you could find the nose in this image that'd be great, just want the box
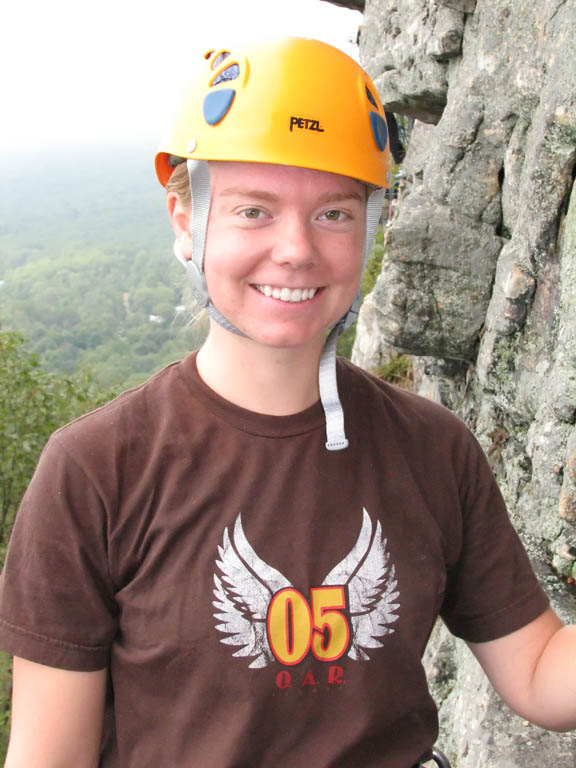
[270,214,318,269]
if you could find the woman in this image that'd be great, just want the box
[0,37,573,768]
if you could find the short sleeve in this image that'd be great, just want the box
[0,436,117,670]
[440,432,549,643]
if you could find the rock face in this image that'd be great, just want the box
[351,0,576,765]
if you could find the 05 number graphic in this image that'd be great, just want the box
[267,586,350,665]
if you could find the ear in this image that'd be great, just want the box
[167,192,192,261]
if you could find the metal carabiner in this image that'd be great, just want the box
[429,747,452,767]
[418,746,452,767]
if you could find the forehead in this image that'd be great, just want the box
[208,161,366,201]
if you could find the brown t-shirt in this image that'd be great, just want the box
[0,354,548,767]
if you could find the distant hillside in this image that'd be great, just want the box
[0,145,171,261]
[0,145,205,387]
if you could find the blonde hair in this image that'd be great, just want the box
[165,160,209,329]
[165,161,191,208]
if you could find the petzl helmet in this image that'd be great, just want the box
[155,37,391,188]
[156,38,390,451]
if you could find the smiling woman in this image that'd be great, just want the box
[1,31,570,768]
[157,37,389,428]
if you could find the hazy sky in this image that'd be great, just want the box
[2,0,362,152]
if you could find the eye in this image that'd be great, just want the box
[320,209,348,222]
[240,207,265,219]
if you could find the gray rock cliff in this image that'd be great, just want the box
[333,0,576,764]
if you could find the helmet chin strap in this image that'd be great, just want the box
[176,158,384,451]
[174,160,245,336]
[319,188,384,450]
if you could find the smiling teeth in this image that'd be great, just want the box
[256,285,318,302]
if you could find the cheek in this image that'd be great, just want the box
[203,217,235,283]
[335,242,364,286]
[337,242,365,306]
[336,223,365,275]
[203,244,233,305]
[203,235,245,289]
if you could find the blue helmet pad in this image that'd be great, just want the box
[369,112,388,152]
[203,89,236,126]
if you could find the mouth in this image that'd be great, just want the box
[253,284,320,303]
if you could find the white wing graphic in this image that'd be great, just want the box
[322,508,400,661]
[213,515,291,669]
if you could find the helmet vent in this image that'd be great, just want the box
[365,86,378,110]
[212,64,240,86]
[211,51,231,70]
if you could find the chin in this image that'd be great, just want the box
[246,327,327,352]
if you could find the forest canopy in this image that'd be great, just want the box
[0,145,206,388]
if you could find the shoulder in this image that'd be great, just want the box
[336,357,488,478]
[47,356,193,470]
[337,357,467,432]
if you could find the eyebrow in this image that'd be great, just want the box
[217,188,366,204]
[218,188,280,202]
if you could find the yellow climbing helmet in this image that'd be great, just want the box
[155,37,391,189]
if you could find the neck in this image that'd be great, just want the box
[196,322,325,415]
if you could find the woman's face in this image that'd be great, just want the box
[177,161,367,352]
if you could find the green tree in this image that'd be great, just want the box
[337,226,386,359]
[0,328,117,761]
[0,329,115,553]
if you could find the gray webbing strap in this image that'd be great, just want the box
[185,159,246,336]
[186,159,211,308]
[318,187,385,451]
[207,304,246,335]
[319,323,348,450]
[364,187,386,265]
